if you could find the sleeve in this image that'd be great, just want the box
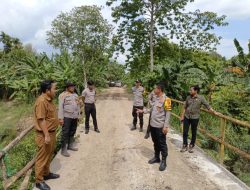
[58,95,64,119]
[164,111,171,128]
[132,87,135,92]
[35,101,46,120]
[82,89,86,97]
[76,95,81,118]
[201,96,211,110]
[184,97,188,109]
[148,92,154,107]
[141,87,144,93]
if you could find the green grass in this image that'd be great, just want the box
[171,104,250,187]
[0,101,33,148]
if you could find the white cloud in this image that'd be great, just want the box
[186,0,250,20]
[0,0,249,60]
[0,0,111,54]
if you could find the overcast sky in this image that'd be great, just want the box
[0,0,250,61]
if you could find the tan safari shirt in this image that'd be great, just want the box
[34,94,59,132]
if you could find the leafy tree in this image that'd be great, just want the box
[0,32,22,53]
[107,0,228,71]
[47,6,113,86]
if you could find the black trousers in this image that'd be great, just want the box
[183,117,199,146]
[132,106,144,127]
[61,117,78,145]
[85,103,98,130]
[151,127,168,158]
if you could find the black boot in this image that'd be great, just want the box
[94,128,100,133]
[159,157,167,171]
[144,126,150,139]
[131,125,136,131]
[61,143,70,157]
[139,126,143,132]
[85,129,89,134]
[148,153,160,164]
[144,132,150,139]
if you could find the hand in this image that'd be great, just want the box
[162,127,168,135]
[45,134,51,144]
[136,109,144,114]
[59,119,64,126]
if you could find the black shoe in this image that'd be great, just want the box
[159,158,167,171]
[180,145,188,153]
[94,128,100,133]
[139,127,143,132]
[85,130,89,134]
[148,157,160,164]
[144,132,150,139]
[131,126,136,131]
[35,182,51,190]
[44,173,60,180]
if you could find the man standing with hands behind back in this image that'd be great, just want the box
[131,79,144,132]
[34,80,60,190]
[82,80,100,134]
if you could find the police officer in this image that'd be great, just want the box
[34,80,60,190]
[82,80,100,134]
[180,85,217,153]
[137,83,171,171]
[58,82,81,157]
[131,79,144,132]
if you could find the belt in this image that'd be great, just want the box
[85,103,95,105]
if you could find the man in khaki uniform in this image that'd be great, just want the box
[34,80,59,190]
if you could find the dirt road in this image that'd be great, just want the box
[39,88,248,190]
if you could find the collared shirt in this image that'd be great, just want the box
[184,95,211,119]
[145,93,171,128]
[132,86,144,106]
[34,94,59,132]
[82,88,96,104]
[58,91,80,119]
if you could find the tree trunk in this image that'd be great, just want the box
[84,69,87,88]
[81,57,87,88]
[149,3,155,72]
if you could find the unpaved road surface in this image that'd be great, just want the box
[36,88,249,190]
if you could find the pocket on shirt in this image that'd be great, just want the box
[47,105,56,118]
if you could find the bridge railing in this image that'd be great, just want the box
[170,99,250,164]
[0,126,61,190]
